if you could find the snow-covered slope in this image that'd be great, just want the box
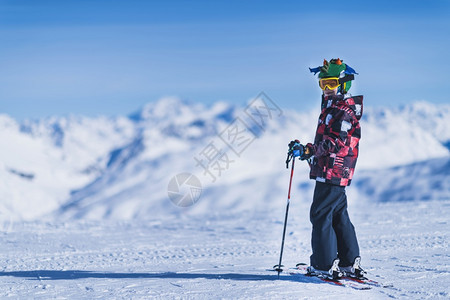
[359,102,450,169]
[0,200,448,299]
[0,98,449,221]
[0,114,135,220]
[355,156,450,202]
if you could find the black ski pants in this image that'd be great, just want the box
[310,181,359,270]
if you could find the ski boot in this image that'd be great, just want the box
[307,258,342,280]
[340,256,367,279]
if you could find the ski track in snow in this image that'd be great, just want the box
[0,200,448,299]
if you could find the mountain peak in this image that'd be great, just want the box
[130,97,197,122]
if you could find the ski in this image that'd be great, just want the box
[341,276,394,289]
[297,264,370,290]
[271,264,370,290]
[288,269,371,290]
[294,262,392,289]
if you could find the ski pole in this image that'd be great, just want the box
[274,154,296,277]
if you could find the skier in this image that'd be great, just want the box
[289,58,365,279]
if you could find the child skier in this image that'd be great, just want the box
[289,58,365,279]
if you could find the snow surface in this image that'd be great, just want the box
[0,200,448,299]
[0,97,449,298]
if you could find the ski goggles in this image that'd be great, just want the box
[319,77,340,90]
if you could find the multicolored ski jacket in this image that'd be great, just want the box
[309,94,363,186]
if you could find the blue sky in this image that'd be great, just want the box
[1,0,449,119]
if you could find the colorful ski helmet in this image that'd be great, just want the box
[309,58,358,94]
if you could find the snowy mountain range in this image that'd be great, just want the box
[1,97,449,221]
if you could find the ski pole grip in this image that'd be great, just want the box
[285,152,291,169]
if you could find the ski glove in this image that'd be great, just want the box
[288,140,303,158]
[288,140,314,160]
[300,143,314,161]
